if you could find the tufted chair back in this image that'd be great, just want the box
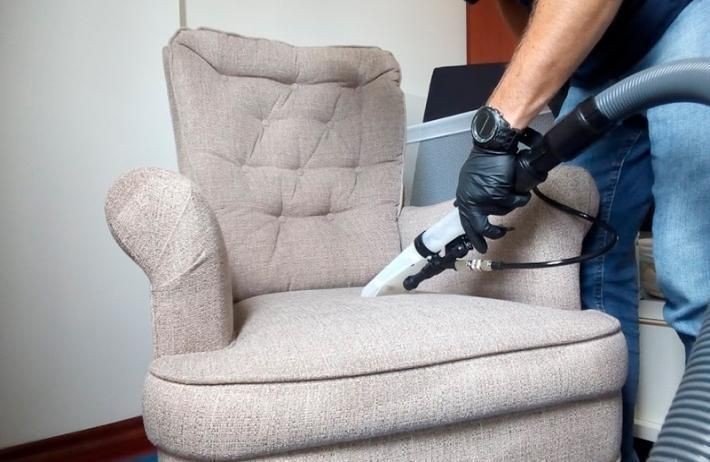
[163,29,405,301]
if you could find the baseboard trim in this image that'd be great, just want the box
[0,416,153,462]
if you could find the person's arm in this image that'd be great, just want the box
[497,0,530,38]
[456,0,623,253]
[489,0,623,129]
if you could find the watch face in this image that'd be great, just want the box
[472,107,498,144]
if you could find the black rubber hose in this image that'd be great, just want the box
[649,305,710,461]
[488,187,618,270]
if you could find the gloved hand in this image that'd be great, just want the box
[456,146,531,253]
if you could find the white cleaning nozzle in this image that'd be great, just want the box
[361,208,466,297]
[361,245,428,297]
[420,209,464,252]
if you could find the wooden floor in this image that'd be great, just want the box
[0,417,154,462]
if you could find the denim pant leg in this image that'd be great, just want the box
[630,0,710,358]
[559,86,653,462]
[649,102,710,358]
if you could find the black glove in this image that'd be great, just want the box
[456,146,531,253]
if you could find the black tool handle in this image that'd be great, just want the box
[403,270,432,291]
[514,98,611,194]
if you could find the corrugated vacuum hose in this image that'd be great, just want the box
[649,306,710,461]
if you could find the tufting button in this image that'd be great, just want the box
[262,119,269,127]
[327,120,334,128]
[326,213,335,220]
[354,166,362,173]
[278,216,286,223]
[291,83,298,89]
[297,168,304,176]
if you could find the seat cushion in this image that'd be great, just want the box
[145,288,627,460]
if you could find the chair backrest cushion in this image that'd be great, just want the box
[164,29,405,300]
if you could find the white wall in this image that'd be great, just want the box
[0,0,179,447]
[184,0,466,124]
[184,0,467,197]
[0,0,465,448]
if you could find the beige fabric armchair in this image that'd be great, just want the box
[105,28,627,461]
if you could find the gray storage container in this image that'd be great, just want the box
[408,110,556,206]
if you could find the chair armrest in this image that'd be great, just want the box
[397,165,599,310]
[105,168,233,358]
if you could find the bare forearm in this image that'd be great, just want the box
[489,0,622,129]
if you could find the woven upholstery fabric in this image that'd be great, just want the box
[151,288,622,382]
[398,165,599,310]
[105,168,233,358]
[144,288,627,459]
[163,29,404,301]
[157,396,621,461]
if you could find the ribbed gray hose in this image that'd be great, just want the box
[595,58,710,461]
[595,58,710,119]
[649,305,710,461]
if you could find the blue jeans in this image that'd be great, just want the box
[559,1,710,461]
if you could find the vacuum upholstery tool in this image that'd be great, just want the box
[362,58,710,298]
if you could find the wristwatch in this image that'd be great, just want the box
[470,106,520,153]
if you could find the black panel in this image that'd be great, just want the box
[423,64,506,122]
[422,64,568,122]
